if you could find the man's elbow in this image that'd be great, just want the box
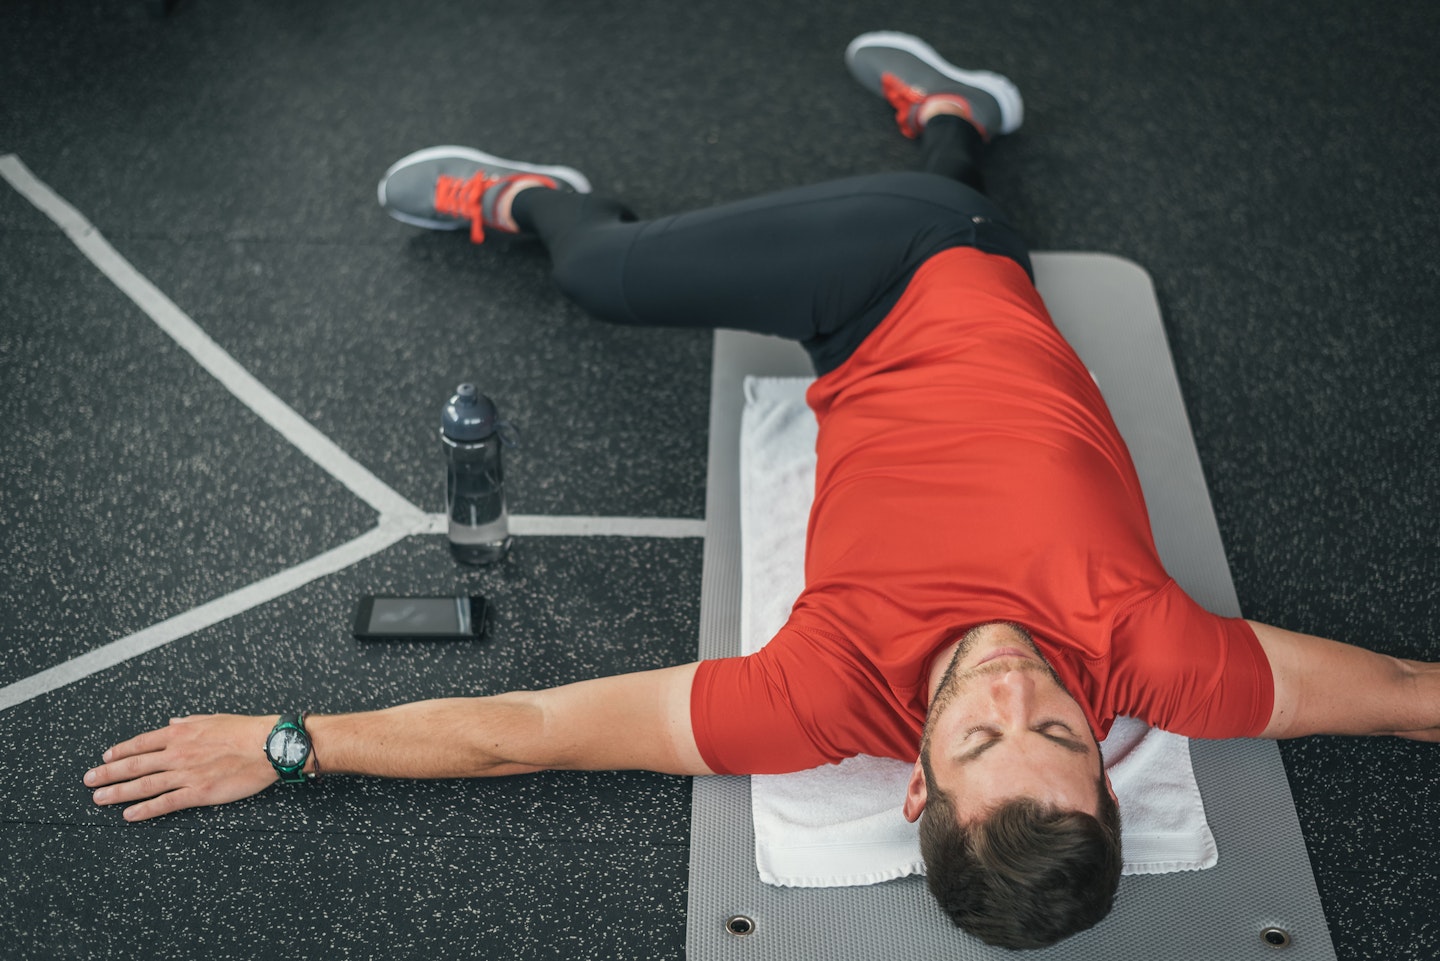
[454,692,556,776]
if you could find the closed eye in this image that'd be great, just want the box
[956,721,1089,762]
[1035,721,1089,755]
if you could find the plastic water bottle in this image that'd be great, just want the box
[440,384,515,564]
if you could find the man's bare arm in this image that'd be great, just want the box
[1250,621,1440,741]
[85,663,713,822]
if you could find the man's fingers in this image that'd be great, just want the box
[100,729,157,764]
[90,714,222,782]
[100,716,198,763]
[92,758,278,814]
[90,769,184,807]
[117,787,203,823]
[86,726,201,789]
[86,747,175,789]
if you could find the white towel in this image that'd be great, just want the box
[739,375,1218,888]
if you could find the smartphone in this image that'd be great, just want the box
[352,595,491,641]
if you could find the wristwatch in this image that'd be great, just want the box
[264,713,313,784]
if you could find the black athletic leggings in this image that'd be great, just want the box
[511,115,1032,374]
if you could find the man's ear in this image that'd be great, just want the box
[902,757,927,823]
[1103,770,1118,806]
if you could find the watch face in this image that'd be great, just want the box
[266,727,308,769]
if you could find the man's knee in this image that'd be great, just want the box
[547,227,638,325]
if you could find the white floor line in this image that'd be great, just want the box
[0,153,420,521]
[512,514,706,538]
[0,519,417,713]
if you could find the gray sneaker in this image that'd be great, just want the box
[377,146,591,243]
[845,31,1023,139]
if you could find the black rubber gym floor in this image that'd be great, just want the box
[2,2,1436,959]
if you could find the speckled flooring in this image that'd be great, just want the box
[2,2,1437,959]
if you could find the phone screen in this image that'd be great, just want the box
[364,597,475,636]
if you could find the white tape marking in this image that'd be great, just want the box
[512,514,706,538]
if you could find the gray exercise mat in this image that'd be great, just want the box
[687,252,1336,960]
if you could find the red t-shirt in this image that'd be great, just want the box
[691,248,1274,776]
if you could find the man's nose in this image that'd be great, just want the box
[989,669,1036,719]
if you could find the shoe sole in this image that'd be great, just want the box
[845,30,1024,134]
[377,145,593,231]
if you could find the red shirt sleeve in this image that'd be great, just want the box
[690,637,833,775]
[689,623,920,774]
[1108,580,1275,739]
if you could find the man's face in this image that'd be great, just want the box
[903,622,1108,823]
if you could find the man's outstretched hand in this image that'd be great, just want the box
[85,714,280,822]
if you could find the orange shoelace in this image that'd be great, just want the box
[435,171,494,243]
[433,172,558,244]
[880,72,987,141]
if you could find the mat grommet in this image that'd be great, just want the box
[725,915,756,937]
[1260,927,1292,948]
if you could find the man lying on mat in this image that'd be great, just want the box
[84,31,1440,950]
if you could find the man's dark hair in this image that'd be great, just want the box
[918,767,1123,949]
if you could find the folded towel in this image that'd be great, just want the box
[740,375,1218,888]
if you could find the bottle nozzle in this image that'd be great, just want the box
[442,383,500,441]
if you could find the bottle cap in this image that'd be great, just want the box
[441,383,499,441]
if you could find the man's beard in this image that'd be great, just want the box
[919,621,1068,763]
